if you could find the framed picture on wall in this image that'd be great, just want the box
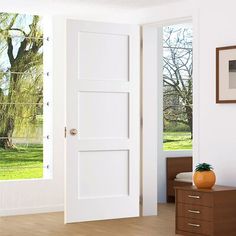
[216,45,236,103]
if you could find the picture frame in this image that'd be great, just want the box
[216,45,236,103]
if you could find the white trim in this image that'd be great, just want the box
[142,25,159,216]
[142,17,192,27]
[157,20,194,203]
[163,150,193,157]
[192,9,200,166]
[43,15,53,179]
[142,12,200,212]
[0,205,63,217]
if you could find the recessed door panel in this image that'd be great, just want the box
[78,150,129,198]
[78,92,129,139]
[78,32,129,81]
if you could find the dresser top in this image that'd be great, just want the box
[175,185,236,192]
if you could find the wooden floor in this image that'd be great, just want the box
[0,204,180,236]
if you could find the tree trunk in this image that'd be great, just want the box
[185,106,193,139]
[0,115,15,149]
[0,82,17,150]
[0,138,14,149]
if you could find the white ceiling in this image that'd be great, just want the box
[59,0,183,9]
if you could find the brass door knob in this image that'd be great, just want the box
[70,128,78,136]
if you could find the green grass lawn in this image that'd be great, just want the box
[163,132,192,150]
[0,144,43,180]
[0,133,191,180]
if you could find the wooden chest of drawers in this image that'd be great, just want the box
[175,185,236,236]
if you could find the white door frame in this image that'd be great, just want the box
[141,25,160,216]
[141,14,199,215]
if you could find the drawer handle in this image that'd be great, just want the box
[188,210,201,214]
[188,223,200,227]
[188,195,200,199]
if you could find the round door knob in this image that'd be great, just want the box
[70,128,78,136]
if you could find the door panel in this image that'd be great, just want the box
[78,150,129,198]
[78,32,129,81]
[66,20,140,223]
[78,91,129,139]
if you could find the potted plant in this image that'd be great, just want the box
[193,163,216,189]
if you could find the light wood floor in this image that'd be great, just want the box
[0,204,180,236]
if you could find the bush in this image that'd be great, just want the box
[164,121,191,132]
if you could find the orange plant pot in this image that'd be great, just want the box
[193,170,216,189]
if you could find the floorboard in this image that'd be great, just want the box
[0,204,180,236]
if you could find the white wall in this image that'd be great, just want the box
[54,0,236,208]
[0,0,142,216]
[196,0,236,186]
[138,0,197,203]
[0,0,187,215]
[1,0,235,215]
[140,0,236,203]
[0,16,65,216]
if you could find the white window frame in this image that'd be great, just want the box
[43,16,53,179]
[160,21,193,202]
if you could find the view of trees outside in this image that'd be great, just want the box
[0,13,43,180]
[163,24,193,151]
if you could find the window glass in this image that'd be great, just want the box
[0,13,46,180]
[163,24,193,151]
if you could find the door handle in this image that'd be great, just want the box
[70,129,78,136]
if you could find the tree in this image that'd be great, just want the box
[163,25,193,138]
[0,13,43,149]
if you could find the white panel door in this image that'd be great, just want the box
[66,20,140,223]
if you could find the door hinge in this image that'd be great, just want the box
[64,126,67,138]
[139,195,143,205]
[140,117,143,128]
[140,38,143,50]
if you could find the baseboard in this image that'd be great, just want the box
[0,204,64,217]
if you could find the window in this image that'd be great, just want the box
[163,23,193,151]
[0,13,51,180]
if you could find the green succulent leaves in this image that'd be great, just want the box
[195,163,213,172]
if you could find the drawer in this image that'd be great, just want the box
[177,217,213,235]
[176,189,213,207]
[177,203,213,221]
